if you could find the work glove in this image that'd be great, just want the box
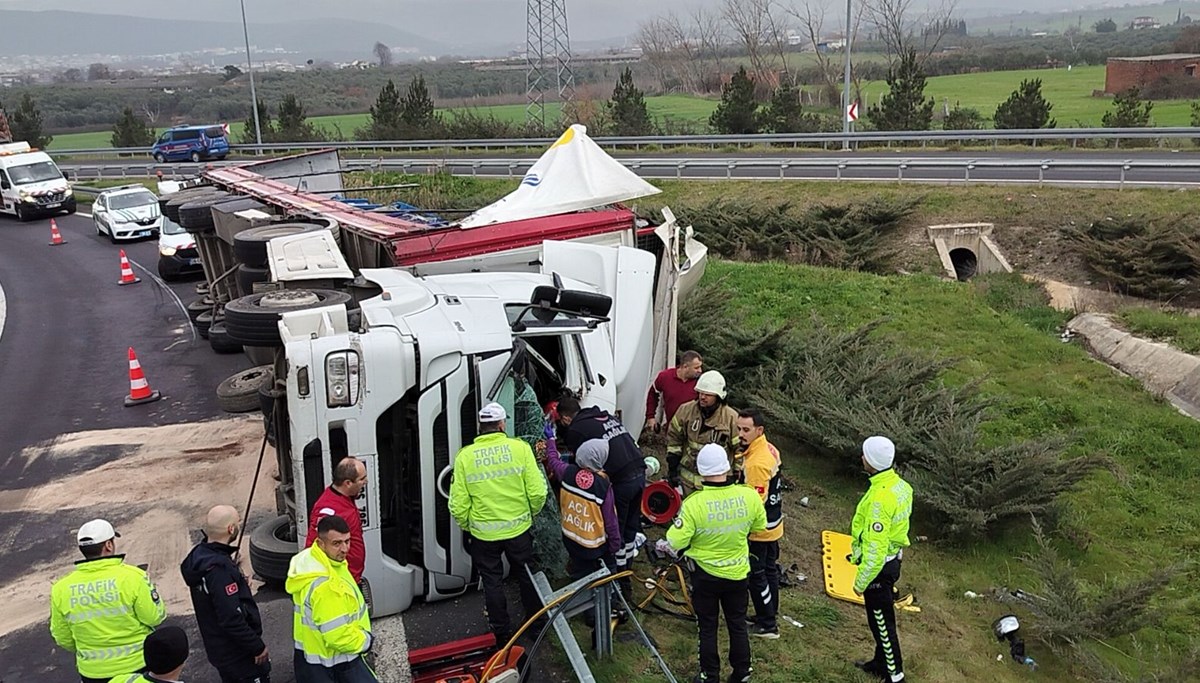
[654,539,677,559]
[543,422,555,441]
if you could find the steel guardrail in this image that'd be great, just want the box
[45,126,1200,157]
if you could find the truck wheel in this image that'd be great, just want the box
[236,264,271,296]
[225,289,353,347]
[164,187,222,223]
[178,192,233,231]
[187,297,212,322]
[217,365,272,413]
[208,322,243,354]
[14,204,29,222]
[195,311,214,339]
[233,222,331,267]
[250,515,298,585]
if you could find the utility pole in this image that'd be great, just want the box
[842,0,853,150]
[240,0,263,148]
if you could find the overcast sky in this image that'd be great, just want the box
[0,0,1139,47]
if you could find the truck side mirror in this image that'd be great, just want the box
[62,170,73,181]
[0,179,9,190]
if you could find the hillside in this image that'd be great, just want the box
[0,10,445,60]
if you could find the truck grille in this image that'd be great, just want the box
[35,192,66,206]
[176,247,198,260]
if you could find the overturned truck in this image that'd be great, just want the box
[171,127,705,617]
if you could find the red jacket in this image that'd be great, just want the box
[646,368,698,425]
[304,487,365,582]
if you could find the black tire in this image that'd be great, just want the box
[154,153,166,164]
[216,365,272,413]
[187,297,212,322]
[208,322,243,354]
[15,204,29,222]
[178,192,233,231]
[236,264,271,296]
[195,311,214,339]
[164,187,220,222]
[190,151,203,163]
[249,515,297,585]
[225,289,353,347]
[233,222,331,267]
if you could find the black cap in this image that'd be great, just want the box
[144,625,189,674]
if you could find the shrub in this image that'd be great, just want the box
[1063,217,1200,299]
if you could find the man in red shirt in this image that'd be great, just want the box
[304,457,369,585]
[645,350,704,432]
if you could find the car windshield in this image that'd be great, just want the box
[108,191,157,210]
[9,161,63,185]
[161,216,187,235]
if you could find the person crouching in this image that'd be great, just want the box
[542,430,622,580]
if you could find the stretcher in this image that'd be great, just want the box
[821,530,921,613]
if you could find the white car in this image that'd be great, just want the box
[93,185,162,242]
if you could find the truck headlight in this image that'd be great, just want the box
[326,350,361,407]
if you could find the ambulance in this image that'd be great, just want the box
[0,141,76,221]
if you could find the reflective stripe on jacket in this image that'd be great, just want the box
[49,556,167,679]
[559,466,611,555]
[667,401,741,487]
[850,468,913,593]
[742,435,784,542]
[449,431,548,541]
[286,544,372,668]
[665,480,767,581]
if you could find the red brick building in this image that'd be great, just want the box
[1105,53,1200,94]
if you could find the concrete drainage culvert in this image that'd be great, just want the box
[927,223,1013,282]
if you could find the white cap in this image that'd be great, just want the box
[862,436,896,471]
[696,443,731,477]
[77,519,120,546]
[478,402,507,423]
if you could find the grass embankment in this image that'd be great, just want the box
[1119,307,1200,354]
[583,263,1199,683]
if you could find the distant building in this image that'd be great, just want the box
[1130,16,1160,30]
[1105,53,1200,93]
[0,73,20,87]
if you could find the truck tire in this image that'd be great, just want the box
[178,192,233,231]
[236,264,271,296]
[224,289,353,347]
[208,322,243,354]
[186,297,212,322]
[195,311,214,339]
[233,222,331,267]
[217,365,272,413]
[164,187,221,223]
[249,515,298,585]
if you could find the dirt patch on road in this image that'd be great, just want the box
[0,417,277,638]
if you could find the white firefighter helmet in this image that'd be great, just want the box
[695,370,727,400]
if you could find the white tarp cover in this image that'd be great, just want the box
[458,124,661,229]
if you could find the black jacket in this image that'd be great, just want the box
[180,541,265,668]
[563,406,646,482]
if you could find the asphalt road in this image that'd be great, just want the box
[0,212,564,683]
[59,149,1200,189]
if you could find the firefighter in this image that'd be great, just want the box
[287,514,376,683]
[662,444,766,683]
[542,434,622,579]
[449,402,548,645]
[667,370,740,496]
[107,625,190,683]
[50,519,167,683]
[304,457,368,588]
[736,409,784,640]
[850,436,913,683]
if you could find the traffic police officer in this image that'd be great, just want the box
[850,436,913,683]
[663,444,767,683]
[449,402,548,645]
[667,370,740,496]
[50,519,167,683]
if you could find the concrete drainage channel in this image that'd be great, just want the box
[927,223,1013,282]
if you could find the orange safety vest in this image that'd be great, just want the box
[558,466,610,560]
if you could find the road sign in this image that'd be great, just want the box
[846,100,859,123]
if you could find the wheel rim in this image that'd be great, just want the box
[258,290,321,309]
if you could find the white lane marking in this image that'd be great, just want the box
[0,278,7,343]
[127,257,198,345]
[77,211,92,218]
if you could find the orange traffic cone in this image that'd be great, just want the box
[124,347,162,407]
[48,219,66,246]
[117,249,141,285]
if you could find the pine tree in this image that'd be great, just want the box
[399,74,439,137]
[758,84,823,133]
[994,79,1056,129]
[10,93,51,148]
[110,107,155,148]
[275,94,323,142]
[240,98,273,144]
[361,79,404,140]
[709,66,759,134]
[866,49,934,131]
[1102,87,1154,127]
[609,67,652,136]
[0,103,11,143]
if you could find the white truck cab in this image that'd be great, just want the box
[0,141,76,221]
[270,241,656,616]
